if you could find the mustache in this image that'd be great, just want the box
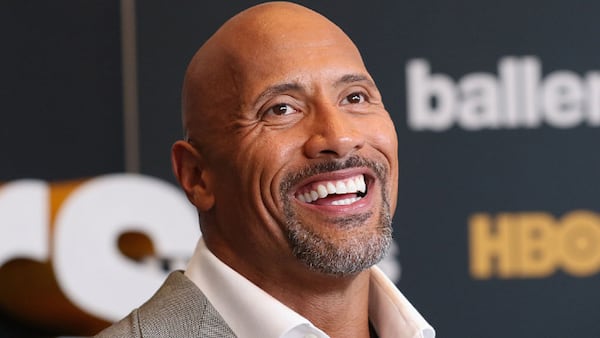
[280,155,387,196]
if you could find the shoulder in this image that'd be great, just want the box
[94,271,236,338]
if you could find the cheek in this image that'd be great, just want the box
[368,118,398,161]
[367,118,399,202]
[255,132,315,212]
[233,133,299,203]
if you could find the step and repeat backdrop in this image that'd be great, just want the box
[1,1,599,337]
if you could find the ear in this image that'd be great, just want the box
[171,140,215,211]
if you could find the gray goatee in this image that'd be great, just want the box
[280,156,393,276]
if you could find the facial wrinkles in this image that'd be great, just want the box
[183,34,252,144]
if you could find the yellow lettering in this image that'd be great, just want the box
[558,210,600,277]
[469,210,600,280]
[517,212,556,278]
[469,213,518,279]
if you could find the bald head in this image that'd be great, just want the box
[181,2,367,149]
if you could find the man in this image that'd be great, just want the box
[96,2,434,337]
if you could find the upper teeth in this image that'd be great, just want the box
[296,175,366,203]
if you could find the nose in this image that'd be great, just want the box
[303,105,365,159]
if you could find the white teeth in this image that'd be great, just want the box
[317,185,328,198]
[304,192,312,202]
[335,181,348,194]
[356,176,366,192]
[346,179,357,192]
[326,182,336,194]
[310,190,319,201]
[296,174,367,204]
[331,197,360,206]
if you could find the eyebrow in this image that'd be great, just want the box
[334,73,376,88]
[254,82,303,106]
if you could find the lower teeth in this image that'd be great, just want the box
[331,196,362,206]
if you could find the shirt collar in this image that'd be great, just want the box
[185,238,435,338]
[185,239,327,338]
[369,266,435,338]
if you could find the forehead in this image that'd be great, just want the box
[216,5,368,87]
[231,32,369,101]
[181,4,373,133]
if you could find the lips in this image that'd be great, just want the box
[295,174,367,206]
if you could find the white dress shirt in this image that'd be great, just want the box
[185,238,435,338]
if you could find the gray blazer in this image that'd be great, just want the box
[94,271,236,337]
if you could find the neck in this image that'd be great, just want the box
[259,269,373,338]
[205,236,375,337]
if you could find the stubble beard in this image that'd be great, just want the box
[280,156,393,277]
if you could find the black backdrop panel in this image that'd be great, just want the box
[0,0,123,181]
[137,1,600,337]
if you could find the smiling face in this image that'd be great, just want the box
[174,3,399,279]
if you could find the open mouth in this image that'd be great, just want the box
[294,174,368,206]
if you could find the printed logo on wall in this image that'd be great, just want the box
[407,56,600,131]
[0,174,199,333]
[405,56,600,281]
[469,211,600,279]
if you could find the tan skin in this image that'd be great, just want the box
[172,3,399,337]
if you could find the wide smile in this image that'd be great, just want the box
[294,173,370,207]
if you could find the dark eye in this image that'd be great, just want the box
[265,103,298,116]
[342,92,366,105]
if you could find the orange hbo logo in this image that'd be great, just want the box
[469,210,600,279]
